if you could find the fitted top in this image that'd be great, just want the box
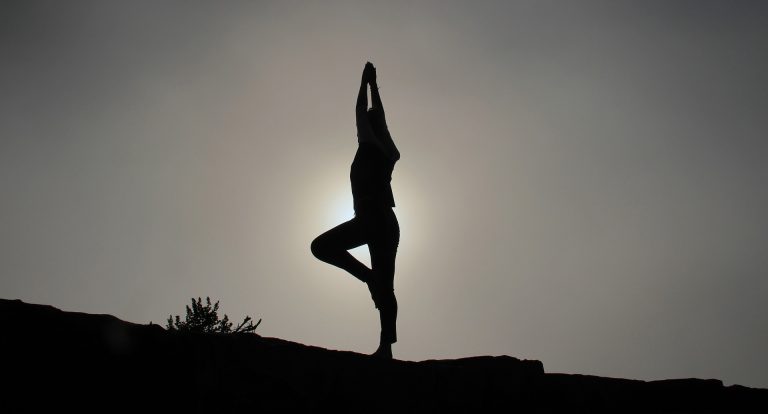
[350,141,396,213]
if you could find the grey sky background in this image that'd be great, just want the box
[2,1,767,387]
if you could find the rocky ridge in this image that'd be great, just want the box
[1,298,765,413]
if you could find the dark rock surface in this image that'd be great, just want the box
[2,298,765,413]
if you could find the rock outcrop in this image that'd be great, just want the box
[1,298,765,413]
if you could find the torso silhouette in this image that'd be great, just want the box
[350,141,396,213]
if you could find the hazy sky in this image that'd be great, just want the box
[2,1,767,388]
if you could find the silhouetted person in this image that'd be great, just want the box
[311,62,401,359]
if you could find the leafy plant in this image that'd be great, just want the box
[166,297,260,334]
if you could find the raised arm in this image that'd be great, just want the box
[356,63,375,145]
[356,62,400,161]
[357,62,375,113]
[370,78,386,122]
[356,70,369,113]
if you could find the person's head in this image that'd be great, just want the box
[367,108,386,135]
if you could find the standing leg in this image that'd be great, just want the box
[368,209,400,357]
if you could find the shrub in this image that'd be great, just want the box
[166,297,260,334]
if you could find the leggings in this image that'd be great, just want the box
[311,206,399,344]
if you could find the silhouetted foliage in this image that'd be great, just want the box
[166,297,260,334]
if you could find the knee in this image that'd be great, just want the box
[310,236,327,260]
[377,288,397,312]
[387,291,398,311]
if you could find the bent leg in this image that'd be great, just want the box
[311,217,372,283]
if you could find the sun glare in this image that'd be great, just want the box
[325,191,355,228]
